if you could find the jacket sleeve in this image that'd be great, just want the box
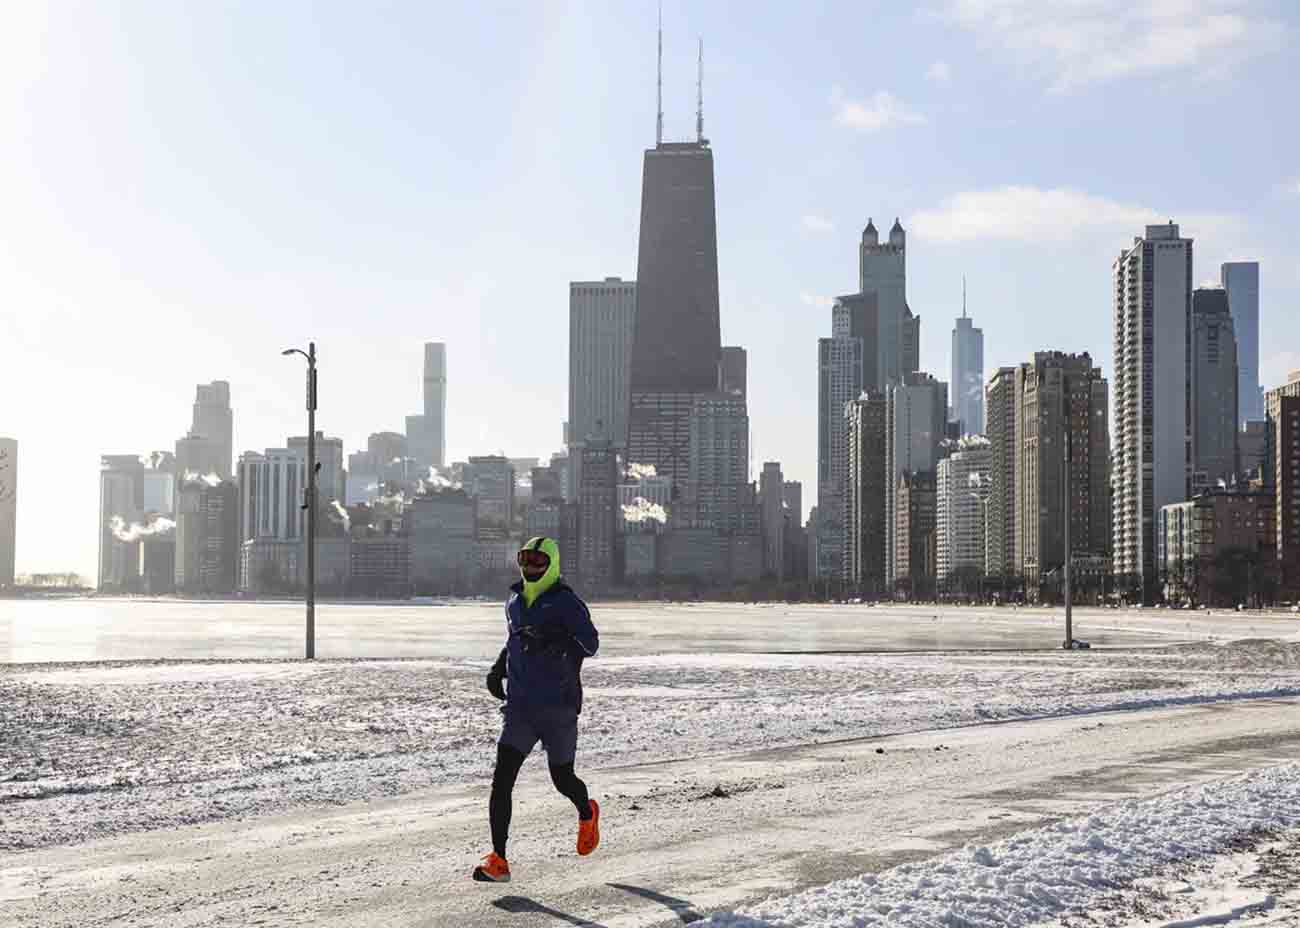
[562,593,599,657]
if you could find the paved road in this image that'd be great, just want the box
[7,696,1300,927]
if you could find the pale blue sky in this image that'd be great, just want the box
[2,1,1298,580]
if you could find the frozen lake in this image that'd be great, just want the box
[3,597,1299,663]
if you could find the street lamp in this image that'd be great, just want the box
[282,343,318,660]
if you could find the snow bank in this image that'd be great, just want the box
[698,763,1300,928]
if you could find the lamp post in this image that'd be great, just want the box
[1062,391,1074,649]
[282,343,317,660]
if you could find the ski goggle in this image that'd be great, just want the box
[517,549,551,570]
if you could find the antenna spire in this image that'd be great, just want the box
[962,275,967,318]
[696,37,704,142]
[656,2,663,145]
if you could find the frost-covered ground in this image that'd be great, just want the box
[699,765,1300,927]
[5,639,1300,851]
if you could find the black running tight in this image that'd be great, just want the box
[489,744,591,858]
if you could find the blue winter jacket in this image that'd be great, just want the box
[494,579,598,712]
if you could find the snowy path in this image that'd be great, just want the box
[7,695,1300,927]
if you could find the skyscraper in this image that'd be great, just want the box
[288,433,345,505]
[465,456,515,542]
[569,278,636,461]
[845,394,887,595]
[816,321,863,578]
[1266,372,1300,598]
[0,437,15,587]
[1222,262,1261,422]
[576,440,619,590]
[985,367,1018,578]
[626,91,721,480]
[859,219,920,391]
[1015,353,1110,595]
[759,462,785,581]
[176,381,233,480]
[936,443,992,592]
[407,342,447,471]
[1113,223,1192,595]
[174,476,238,594]
[237,448,307,543]
[950,285,984,435]
[687,392,750,528]
[885,373,948,584]
[1191,288,1238,486]
[99,454,145,592]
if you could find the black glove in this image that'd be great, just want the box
[486,648,507,701]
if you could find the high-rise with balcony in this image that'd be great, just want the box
[936,443,992,591]
[1113,223,1192,596]
[816,311,863,578]
[1266,372,1300,598]
[1222,262,1261,423]
[1015,353,1111,595]
[985,367,1018,578]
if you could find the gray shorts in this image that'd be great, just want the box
[499,702,579,766]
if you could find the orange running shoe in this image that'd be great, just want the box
[472,852,511,883]
[577,799,600,856]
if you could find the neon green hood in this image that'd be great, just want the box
[519,536,561,607]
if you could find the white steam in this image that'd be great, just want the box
[626,462,658,482]
[622,496,668,524]
[181,470,222,488]
[328,500,351,531]
[110,515,176,542]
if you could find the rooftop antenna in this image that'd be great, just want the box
[696,37,704,142]
[656,1,663,145]
[962,275,967,318]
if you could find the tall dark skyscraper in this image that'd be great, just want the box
[626,139,722,480]
[627,29,721,483]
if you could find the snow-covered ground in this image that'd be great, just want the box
[6,640,1300,851]
[699,765,1300,927]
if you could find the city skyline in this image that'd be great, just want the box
[3,3,1299,580]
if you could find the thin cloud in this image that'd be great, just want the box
[799,292,834,309]
[831,87,926,132]
[926,60,952,83]
[801,214,834,233]
[934,1,1284,92]
[911,185,1241,250]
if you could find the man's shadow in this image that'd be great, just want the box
[491,896,607,927]
[607,883,704,923]
[491,883,705,925]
